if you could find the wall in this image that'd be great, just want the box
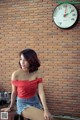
[0,0,80,117]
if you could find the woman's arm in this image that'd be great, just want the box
[37,70,52,119]
[36,70,48,111]
[38,83,52,119]
[38,83,48,111]
[9,84,17,110]
[9,71,17,109]
[1,71,17,112]
[35,70,52,119]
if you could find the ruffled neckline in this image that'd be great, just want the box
[11,78,42,82]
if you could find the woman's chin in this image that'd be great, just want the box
[22,67,28,71]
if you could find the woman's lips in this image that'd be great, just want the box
[21,65,26,68]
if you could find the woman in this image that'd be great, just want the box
[1,49,53,120]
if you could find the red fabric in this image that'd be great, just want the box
[11,78,42,99]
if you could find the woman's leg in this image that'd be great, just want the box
[21,106,45,120]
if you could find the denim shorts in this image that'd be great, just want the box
[16,94,43,115]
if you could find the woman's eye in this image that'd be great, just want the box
[20,59,26,62]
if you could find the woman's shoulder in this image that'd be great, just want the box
[11,69,21,81]
[35,69,42,78]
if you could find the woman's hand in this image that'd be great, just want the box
[1,107,12,112]
[44,109,53,120]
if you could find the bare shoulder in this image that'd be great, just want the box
[35,69,42,78]
[11,69,21,81]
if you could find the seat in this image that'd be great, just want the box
[14,114,30,120]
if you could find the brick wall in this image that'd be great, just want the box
[0,0,80,117]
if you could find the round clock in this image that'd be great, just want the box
[52,3,78,29]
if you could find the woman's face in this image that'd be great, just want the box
[19,54,29,71]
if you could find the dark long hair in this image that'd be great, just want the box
[19,49,40,73]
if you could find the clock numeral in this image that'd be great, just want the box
[58,6,62,10]
[71,18,75,21]
[59,22,62,25]
[71,9,74,13]
[63,4,67,8]
[72,14,76,16]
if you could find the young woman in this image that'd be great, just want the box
[1,49,53,120]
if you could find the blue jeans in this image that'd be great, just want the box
[16,94,43,115]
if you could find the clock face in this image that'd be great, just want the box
[53,3,78,29]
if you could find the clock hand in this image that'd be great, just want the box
[64,13,69,17]
[64,10,74,17]
[64,4,67,17]
[65,4,67,14]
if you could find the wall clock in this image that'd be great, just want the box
[52,3,79,29]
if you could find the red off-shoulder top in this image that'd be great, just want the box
[11,78,42,99]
